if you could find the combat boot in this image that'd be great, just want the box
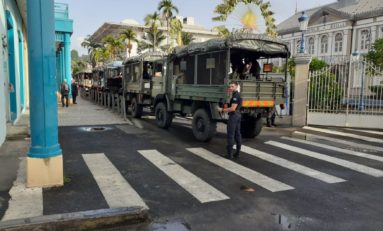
[225,145,234,159]
[234,145,241,158]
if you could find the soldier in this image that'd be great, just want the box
[217,81,242,159]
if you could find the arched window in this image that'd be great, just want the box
[334,33,343,53]
[320,35,328,54]
[308,37,315,54]
[360,29,370,50]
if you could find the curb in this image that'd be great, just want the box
[0,207,148,231]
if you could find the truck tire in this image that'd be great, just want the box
[131,97,143,118]
[192,109,217,142]
[155,102,172,129]
[241,116,263,138]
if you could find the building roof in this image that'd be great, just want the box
[89,19,218,44]
[277,0,383,35]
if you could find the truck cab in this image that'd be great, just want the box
[123,51,167,118]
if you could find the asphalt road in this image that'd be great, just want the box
[40,114,383,231]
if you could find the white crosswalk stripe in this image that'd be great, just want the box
[186,147,294,192]
[239,145,346,184]
[82,153,148,209]
[266,141,383,177]
[345,128,383,136]
[294,131,383,152]
[303,126,383,144]
[282,137,383,163]
[138,150,229,203]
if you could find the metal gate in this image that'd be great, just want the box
[308,58,383,129]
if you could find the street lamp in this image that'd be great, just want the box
[352,50,364,111]
[298,11,309,53]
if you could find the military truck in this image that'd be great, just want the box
[123,51,167,118]
[103,61,123,109]
[152,33,290,141]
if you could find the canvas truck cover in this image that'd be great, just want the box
[123,51,167,64]
[173,33,290,58]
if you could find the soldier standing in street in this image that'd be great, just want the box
[217,81,242,159]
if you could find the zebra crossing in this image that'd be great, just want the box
[79,126,382,211]
[2,126,382,222]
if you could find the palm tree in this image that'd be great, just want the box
[169,17,183,47]
[144,12,163,51]
[138,28,166,53]
[181,32,194,46]
[120,29,138,57]
[212,0,277,37]
[213,25,232,38]
[93,47,109,65]
[102,35,124,60]
[81,35,102,67]
[158,0,179,46]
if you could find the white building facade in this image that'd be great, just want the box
[277,0,383,63]
[89,16,219,58]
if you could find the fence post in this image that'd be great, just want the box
[292,54,312,126]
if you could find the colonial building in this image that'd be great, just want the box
[277,0,383,63]
[88,16,219,58]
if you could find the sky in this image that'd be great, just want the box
[57,0,336,55]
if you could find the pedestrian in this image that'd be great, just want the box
[60,80,69,107]
[217,81,242,159]
[71,80,78,104]
[267,106,277,127]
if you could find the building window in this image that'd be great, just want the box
[360,29,370,50]
[320,35,328,54]
[334,33,343,53]
[308,37,315,54]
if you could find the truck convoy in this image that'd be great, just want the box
[83,33,290,142]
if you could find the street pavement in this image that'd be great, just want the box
[1,96,383,230]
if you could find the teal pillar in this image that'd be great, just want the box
[64,33,72,96]
[27,0,61,158]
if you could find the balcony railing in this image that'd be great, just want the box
[54,3,69,19]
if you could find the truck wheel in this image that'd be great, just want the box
[155,102,172,129]
[131,97,143,118]
[192,109,217,142]
[241,116,263,138]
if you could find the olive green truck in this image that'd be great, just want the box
[123,34,290,142]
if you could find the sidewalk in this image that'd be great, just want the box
[0,96,147,230]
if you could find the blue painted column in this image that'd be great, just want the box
[27,0,61,158]
[64,33,72,97]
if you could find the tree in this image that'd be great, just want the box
[81,35,102,67]
[366,38,383,69]
[138,28,166,53]
[102,35,124,60]
[213,25,232,38]
[144,12,163,51]
[213,0,277,37]
[309,58,327,71]
[169,17,183,47]
[181,32,194,46]
[120,29,138,57]
[71,50,80,61]
[158,0,179,46]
